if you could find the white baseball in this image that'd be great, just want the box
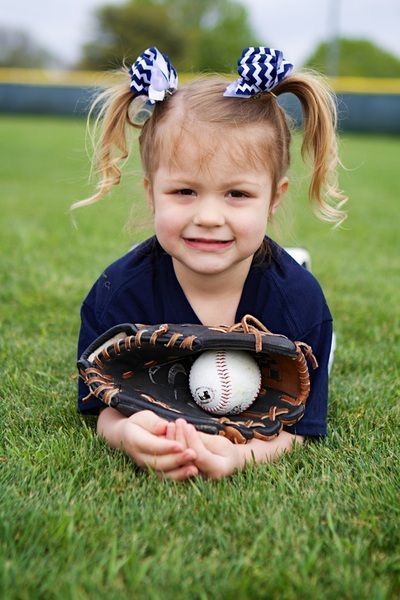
[189,350,261,416]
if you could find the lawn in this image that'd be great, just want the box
[0,116,399,599]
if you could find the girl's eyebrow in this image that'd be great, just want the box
[219,179,262,188]
[164,177,199,187]
[165,175,263,188]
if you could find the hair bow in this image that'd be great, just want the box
[224,47,293,98]
[129,47,178,101]
[128,47,178,125]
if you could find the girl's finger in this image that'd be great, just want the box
[184,424,213,467]
[165,422,176,441]
[175,418,189,449]
[184,423,204,450]
[129,410,170,436]
[142,448,197,472]
[157,464,199,481]
[126,424,183,456]
[152,420,169,436]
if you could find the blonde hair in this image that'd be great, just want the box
[72,66,347,224]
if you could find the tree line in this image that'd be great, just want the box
[1,0,400,77]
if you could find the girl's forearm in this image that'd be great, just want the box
[96,410,303,475]
[96,406,126,448]
[239,431,304,467]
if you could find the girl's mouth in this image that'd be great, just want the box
[183,238,234,251]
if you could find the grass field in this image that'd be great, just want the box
[0,116,399,599]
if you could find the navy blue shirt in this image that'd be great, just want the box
[77,236,332,437]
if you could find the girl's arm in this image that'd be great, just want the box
[180,421,304,479]
[97,407,199,479]
[240,431,304,465]
[96,410,303,481]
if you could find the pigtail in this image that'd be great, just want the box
[71,68,137,209]
[275,72,347,225]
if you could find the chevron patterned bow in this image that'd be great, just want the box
[224,47,293,98]
[129,47,178,103]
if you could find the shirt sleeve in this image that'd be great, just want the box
[284,318,333,438]
[77,295,106,414]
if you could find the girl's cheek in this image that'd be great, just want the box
[153,214,177,236]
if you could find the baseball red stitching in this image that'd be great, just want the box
[207,350,232,414]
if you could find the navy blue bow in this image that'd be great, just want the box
[129,47,178,102]
[224,47,293,98]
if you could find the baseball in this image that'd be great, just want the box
[189,350,261,415]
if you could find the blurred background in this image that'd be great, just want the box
[2,0,400,73]
[1,0,400,131]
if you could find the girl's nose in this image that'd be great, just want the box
[192,196,225,227]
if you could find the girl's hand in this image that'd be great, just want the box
[98,408,198,480]
[158,418,199,480]
[159,418,238,480]
[181,421,241,479]
[120,411,198,479]
[98,408,302,481]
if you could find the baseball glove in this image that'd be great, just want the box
[78,315,318,444]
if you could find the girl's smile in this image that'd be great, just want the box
[183,238,235,252]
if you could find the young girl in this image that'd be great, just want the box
[76,46,346,481]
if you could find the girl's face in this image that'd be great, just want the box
[145,129,288,284]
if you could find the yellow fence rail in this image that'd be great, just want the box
[1,68,400,94]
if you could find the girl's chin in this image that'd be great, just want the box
[172,252,254,279]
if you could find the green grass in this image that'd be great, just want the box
[0,116,399,599]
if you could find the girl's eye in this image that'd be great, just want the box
[177,188,196,196]
[228,190,249,198]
